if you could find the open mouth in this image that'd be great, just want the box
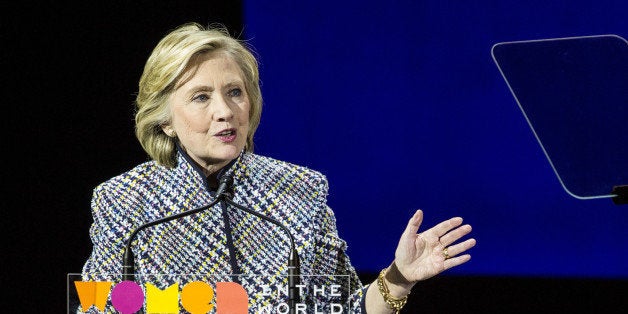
[215,128,237,142]
[215,129,236,136]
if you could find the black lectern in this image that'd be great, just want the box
[491,34,627,204]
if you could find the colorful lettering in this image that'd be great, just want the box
[146,283,179,313]
[181,281,214,314]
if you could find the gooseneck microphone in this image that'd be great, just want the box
[220,183,302,313]
[121,175,233,281]
[121,172,302,312]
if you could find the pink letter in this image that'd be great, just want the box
[110,281,144,314]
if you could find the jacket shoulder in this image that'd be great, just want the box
[91,160,172,203]
[242,153,324,177]
[240,153,329,192]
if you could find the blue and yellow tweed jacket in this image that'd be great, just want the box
[81,150,366,313]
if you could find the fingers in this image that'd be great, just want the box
[436,217,464,237]
[421,216,463,242]
[439,223,472,247]
[444,253,472,270]
[443,238,476,266]
[405,210,475,256]
[444,238,476,258]
[402,209,424,238]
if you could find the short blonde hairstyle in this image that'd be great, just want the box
[135,22,262,168]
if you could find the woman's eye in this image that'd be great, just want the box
[192,93,210,102]
[228,88,242,97]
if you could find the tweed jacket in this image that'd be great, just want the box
[80,151,366,313]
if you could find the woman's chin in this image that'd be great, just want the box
[212,147,242,162]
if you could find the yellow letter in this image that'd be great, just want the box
[146,283,179,314]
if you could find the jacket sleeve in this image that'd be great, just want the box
[81,181,140,281]
[308,174,368,313]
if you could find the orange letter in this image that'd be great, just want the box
[74,281,112,312]
[181,281,214,314]
[215,282,248,314]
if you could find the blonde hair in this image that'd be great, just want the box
[134,22,262,168]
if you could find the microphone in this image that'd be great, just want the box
[121,172,301,312]
[219,177,302,313]
[121,175,233,281]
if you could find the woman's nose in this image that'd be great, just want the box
[212,95,234,121]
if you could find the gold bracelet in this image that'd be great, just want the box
[377,268,408,313]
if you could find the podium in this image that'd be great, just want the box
[67,273,353,313]
[491,34,628,204]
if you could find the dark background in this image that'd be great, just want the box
[4,1,627,313]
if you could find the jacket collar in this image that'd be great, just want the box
[175,143,242,192]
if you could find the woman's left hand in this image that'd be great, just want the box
[391,209,476,288]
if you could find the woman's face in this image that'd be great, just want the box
[163,52,250,175]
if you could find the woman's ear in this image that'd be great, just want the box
[161,124,176,137]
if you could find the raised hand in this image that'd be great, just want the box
[394,209,476,284]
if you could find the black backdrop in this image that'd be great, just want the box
[4,1,627,313]
[5,1,244,312]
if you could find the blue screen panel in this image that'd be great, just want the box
[243,0,628,278]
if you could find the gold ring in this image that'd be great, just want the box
[443,247,450,259]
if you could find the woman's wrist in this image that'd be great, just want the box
[374,263,413,313]
[383,262,414,297]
